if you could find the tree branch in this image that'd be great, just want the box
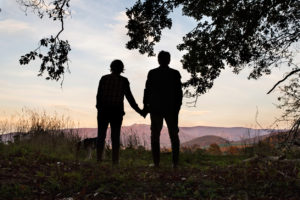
[18,0,71,83]
[267,67,300,94]
[55,0,68,40]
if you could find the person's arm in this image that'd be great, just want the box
[96,78,103,109]
[175,71,183,111]
[143,71,151,113]
[124,79,142,114]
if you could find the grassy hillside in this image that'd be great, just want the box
[1,111,300,199]
[1,131,300,200]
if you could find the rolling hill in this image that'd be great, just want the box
[181,135,229,148]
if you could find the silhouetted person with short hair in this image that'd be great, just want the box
[143,51,183,168]
[96,59,143,165]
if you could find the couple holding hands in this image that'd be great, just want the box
[96,51,183,168]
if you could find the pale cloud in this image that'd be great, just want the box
[114,11,127,23]
[0,19,33,33]
[180,109,211,116]
[65,19,129,61]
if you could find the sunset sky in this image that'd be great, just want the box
[0,0,297,129]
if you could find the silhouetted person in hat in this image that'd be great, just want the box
[96,60,143,165]
[143,51,183,168]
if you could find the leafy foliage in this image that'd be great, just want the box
[278,75,300,121]
[20,37,71,81]
[18,0,71,82]
[126,0,300,95]
[126,0,173,56]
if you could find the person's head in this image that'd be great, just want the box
[110,59,124,74]
[158,51,171,66]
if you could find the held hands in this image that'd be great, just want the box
[137,107,149,118]
[141,108,148,118]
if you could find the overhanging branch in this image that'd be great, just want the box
[18,0,71,83]
[267,67,300,94]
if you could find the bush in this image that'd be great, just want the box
[227,146,240,155]
[207,143,222,155]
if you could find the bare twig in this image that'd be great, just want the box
[267,64,300,94]
[54,0,68,40]
[255,106,264,129]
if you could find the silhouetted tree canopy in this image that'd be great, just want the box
[126,0,300,96]
[18,0,71,82]
[17,0,300,93]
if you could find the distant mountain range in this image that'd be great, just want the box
[69,124,277,149]
[1,124,279,149]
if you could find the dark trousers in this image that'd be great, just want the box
[97,111,123,164]
[150,112,180,167]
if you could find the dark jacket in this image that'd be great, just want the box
[143,66,183,114]
[96,74,139,115]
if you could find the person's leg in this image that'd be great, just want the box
[165,112,180,168]
[110,114,123,165]
[150,113,163,167]
[97,112,109,162]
